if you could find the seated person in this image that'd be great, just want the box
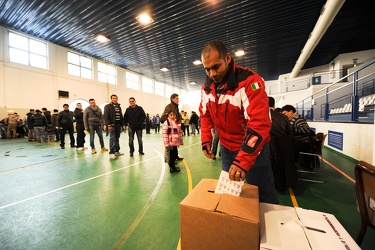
[281,105,315,169]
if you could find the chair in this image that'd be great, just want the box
[297,132,327,183]
[354,161,375,246]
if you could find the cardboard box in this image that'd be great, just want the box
[259,203,361,250]
[180,178,260,250]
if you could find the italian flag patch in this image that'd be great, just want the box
[251,81,261,90]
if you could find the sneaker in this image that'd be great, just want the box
[76,147,84,151]
[115,151,124,156]
[91,149,97,154]
[101,147,108,152]
[109,154,117,160]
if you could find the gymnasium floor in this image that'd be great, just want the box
[0,133,374,250]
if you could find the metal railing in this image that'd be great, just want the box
[295,60,375,123]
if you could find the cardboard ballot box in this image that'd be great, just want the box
[180,178,260,250]
[259,203,360,250]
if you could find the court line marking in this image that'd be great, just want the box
[0,156,159,210]
[113,149,166,250]
[176,157,193,250]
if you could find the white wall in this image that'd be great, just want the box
[309,121,373,164]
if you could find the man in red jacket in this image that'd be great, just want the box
[199,40,278,204]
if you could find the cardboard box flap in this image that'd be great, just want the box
[180,179,221,211]
[217,193,259,222]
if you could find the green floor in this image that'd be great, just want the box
[0,133,374,249]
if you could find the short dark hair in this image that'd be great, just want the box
[202,40,228,60]
[110,94,118,99]
[53,109,58,112]
[63,104,69,107]
[268,97,275,107]
[42,107,47,111]
[89,98,95,102]
[76,103,81,105]
[170,93,179,101]
[129,97,135,101]
[281,105,296,113]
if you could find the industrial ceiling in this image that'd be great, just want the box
[0,0,374,90]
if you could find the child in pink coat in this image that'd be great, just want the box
[162,110,183,173]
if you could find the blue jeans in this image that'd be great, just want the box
[128,127,143,154]
[89,124,105,149]
[220,144,279,204]
[109,124,122,154]
[34,126,45,143]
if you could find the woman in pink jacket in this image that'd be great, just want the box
[162,110,183,173]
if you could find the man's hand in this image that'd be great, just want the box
[108,126,114,132]
[202,144,214,159]
[228,165,245,181]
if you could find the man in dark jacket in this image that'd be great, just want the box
[73,103,86,151]
[124,97,146,156]
[30,109,47,144]
[104,94,124,160]
[26,109,35,141]
[58,104,75,149]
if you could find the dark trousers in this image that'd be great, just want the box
[128,128,143,154]
[60,124,75,147]
[168,146,178,168]
[76,122,85,147]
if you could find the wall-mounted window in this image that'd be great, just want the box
[155,81,165,96]
[8,31,48,69]
[126,71,140,90]
[98,62,117,85]
[142,76,153,93]
[67,51,92,79]
[165,84,173,98]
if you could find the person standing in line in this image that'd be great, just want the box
[189,111,199,136]
[74,103,87,151]
[183,111,190,136]
[162,110,183,173]
[161,93,184,161]
[104,94,124,160]
[84,98,108,154]
[30,109,47,144]
[51,109,60,142]
[5,110,20,139]
[124,97,146,156]
[145,113,152,134]
[153,114,161,134]
[25,109,35,142]
[199,40,278,204]
[58,104,75,149]
[41,107,51,142]
[180,110,185,136]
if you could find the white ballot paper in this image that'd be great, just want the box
[215,170,245,196]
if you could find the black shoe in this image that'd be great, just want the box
[71,145,76,148]
[212,156,216,160]
[139,152,144,155]
[61,146,65,149]
[170,166,181,173]
[176,157,184,161]
[130,153,134,157]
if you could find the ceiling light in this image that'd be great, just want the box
[235,50,245,56]
[136,13,154,25]
[95,34,110,43]
[193,60,202,65]
[189,82,197,85]
[160,67,169,72]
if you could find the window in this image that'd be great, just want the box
[142,76,153,93]
[165,84,174,98]
[67,51,92,79]
[155,81,165,96]
[8,31,48,69]
[98,62,117,85]
[126,71,140,90]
